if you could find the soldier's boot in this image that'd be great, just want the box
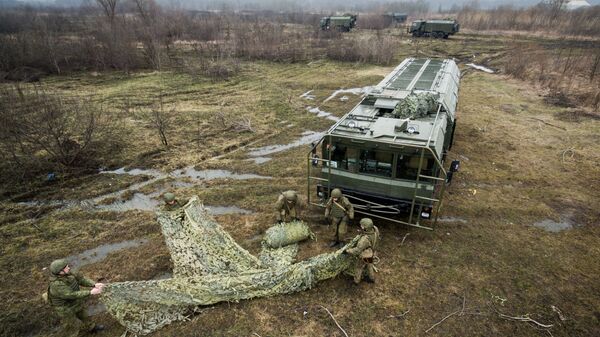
[366,264,376,283]
[353,263,366,284]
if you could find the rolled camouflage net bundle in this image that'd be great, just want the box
[394,92,438,119]
[101,197,356,336]
[263,220,315,249]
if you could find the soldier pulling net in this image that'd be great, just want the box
[100,196,357,336]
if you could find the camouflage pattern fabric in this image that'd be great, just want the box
[100,197,357,336]
[394,93,438,119]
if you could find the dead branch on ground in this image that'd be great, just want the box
[425,294,466,333]
[318,305,349,337]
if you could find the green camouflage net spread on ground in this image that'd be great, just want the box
[100,197,356,336]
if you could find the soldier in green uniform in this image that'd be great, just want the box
[324,188,354,247]
[162,192,186,211]
[275,190,300,223]
[344,218,380,284]
[47,259,104,336]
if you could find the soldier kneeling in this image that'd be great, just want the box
[343,218,380,284]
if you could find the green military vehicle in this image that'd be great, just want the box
[408,19,460,38]
[320,15,357,32]
[308,58,461,230]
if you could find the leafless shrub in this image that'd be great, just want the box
[0,86,120,178]
[212,111,254,133]
[325,35,397,65]
[137,95,174,147]
[457,5,600,37]
[359,14,392,30]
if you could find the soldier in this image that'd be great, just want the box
[47,259,105,337]
[324,188,354,247]
[344,218,380,284]
[162,192,185,211]
[275,190,300,223]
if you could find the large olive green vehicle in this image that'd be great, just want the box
[320,15,357,32]
[308,58,461,230]
[408,19,460,38]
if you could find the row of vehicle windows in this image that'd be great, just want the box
[324,144,436,180]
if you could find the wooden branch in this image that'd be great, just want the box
[498,313,554,329]
[318,305,349,337]
[400,233,410,245]
[529,117,567,131]
[425,294,466,333]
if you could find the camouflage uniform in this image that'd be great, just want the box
[324,189,354,244]
[275,191,300,223]
[47,261,96,337]
[345,218,380,284]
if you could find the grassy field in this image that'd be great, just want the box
[0,31,599,337]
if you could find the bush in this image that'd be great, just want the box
[0,86,122,179]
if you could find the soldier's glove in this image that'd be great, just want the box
[90,287,102,295]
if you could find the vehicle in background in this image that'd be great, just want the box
[408,19,460,38]
[307,58,461,230]
[320,14,358,32]
[385,12,408,24]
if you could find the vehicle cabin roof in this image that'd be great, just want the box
[414,19,456,24]
[326,58,460,157]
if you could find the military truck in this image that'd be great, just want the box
[307,58,460,230]
[408,19,460,38]
[320,15,357,32]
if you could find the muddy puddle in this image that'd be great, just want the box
[533,218,574,232]
[247,131,324,157]
[306,106,340,122]
[437,216,468,223]
[96,192,161,212]
[246,157,272,165]
[323,86,372,103]
[466,63,495,74]
[66,239,150,269]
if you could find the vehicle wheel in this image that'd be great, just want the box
[412,32,418,37]
[443,34,449,39]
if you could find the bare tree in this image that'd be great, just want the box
[96,0,118,25]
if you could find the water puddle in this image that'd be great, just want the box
[247,131,323,157]
[208,205,253,215]
[170,167,271,180]
[66,239,150,268]
[437,216,468,223]
[466,63,495,74]
[533,219,574,232]
[96,192,160,212]
[323,86,372,103]
[300,90,316,100]
[246,157,272,165]
[306,106,340,122]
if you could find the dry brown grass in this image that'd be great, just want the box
[0,30,599,337]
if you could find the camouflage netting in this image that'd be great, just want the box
[100,196,356,336]
[394,93,438,119]
[263,220,315,248]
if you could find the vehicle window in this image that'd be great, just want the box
[396,155,434,180]
[359,150,393,177]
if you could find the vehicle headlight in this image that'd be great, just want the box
[407,126,416,134]
[348,121,356,128]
